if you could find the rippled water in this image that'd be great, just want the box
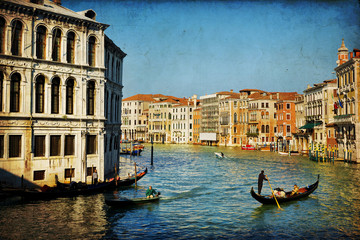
[1,144,360,239]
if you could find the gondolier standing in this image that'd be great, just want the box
[258,170,268,194]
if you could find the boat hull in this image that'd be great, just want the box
[105,196,160,206]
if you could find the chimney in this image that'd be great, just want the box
[53,0,61,5]
[230,89,233,93]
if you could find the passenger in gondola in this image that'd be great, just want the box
[290,184,299,196]
[146,186,157,198]
[221,152,224,157]
[258,170,268,195]
[273,188,286,198]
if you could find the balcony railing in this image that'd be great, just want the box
[334,114,355,124]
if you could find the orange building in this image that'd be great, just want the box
[238,89,265,146]
[193,108,201,144]
[275,92,297,151]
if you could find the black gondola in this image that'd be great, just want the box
[115,168,148,187]
[21,180,115,200]
[250,175,319,204]
[105,196,160,207]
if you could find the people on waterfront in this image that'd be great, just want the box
[290,184,299,196]
[93,169,98,185]
[258,170,268,195]
[146,186,157,198]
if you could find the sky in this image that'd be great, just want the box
[63,0,360,99]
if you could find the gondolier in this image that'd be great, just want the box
[258,170,268,194]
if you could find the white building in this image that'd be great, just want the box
[171,96,198,144]
[0,0,125,187]
[302,79,337,147]
[121,94,155,141]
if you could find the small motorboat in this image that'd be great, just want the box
[278,151,289,156]
[242,145,256,150]
[105,196,160,207]
[250,175,319,204]
[214,152,225,159]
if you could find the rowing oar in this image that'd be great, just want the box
[266,175,282,209]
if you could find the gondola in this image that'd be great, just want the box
[250,175,319,204]
[105,196,160,207]
[21,180,115,200]
[114,168,148,187]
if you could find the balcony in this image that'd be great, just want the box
[334,114,355,125]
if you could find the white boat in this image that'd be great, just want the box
[214,152,225,159]
[278,151,289,156]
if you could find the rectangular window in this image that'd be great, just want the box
[86,135,97,154]
[286,114,291,120]
[65,168,75,178]
[287,103,291,109]
[34,136,45,157]
[328,130,331,138]
[0,135,4,158]
[87,167,96,177]
[50,135,61,156]
[65,135,75,156]
[9,135,21,158]
[33,170,45,181]
[286,125,291,133]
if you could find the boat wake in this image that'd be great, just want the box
[160,186,208,201]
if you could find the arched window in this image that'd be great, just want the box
[35,75,45,113]
[11,20,23,56]
[10,73,21,112]
[66,79,74,114]
[234,113,237,123]
[66,31,75,63]
[266,125,270,133]
[88,36,96,66]
[0,72,3,111]
[87,81,95,115]
[51,77,60,114]
[261,125,265,133]
[0,17,5,54]
[36,26,46,59]
[52,28,61,61]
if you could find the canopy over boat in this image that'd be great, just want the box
[250,175,319,204]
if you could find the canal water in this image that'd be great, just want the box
[1,144,360,239]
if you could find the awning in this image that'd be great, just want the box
[299,122,322,129]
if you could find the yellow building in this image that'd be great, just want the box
[334,40,360,163]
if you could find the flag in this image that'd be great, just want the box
[337,92,343,108]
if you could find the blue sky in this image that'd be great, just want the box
[64,0,360,98]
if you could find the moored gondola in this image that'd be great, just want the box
[114,168,148,187]
[250,175,319,204]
